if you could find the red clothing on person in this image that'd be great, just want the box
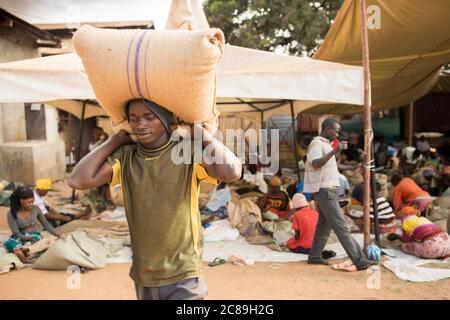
[287,207,319,250]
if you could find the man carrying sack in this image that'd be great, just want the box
[69,99,241,300]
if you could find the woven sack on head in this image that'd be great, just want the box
[73,25,224,133]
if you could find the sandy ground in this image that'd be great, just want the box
[1,260,450,300]
[1,182,450,300]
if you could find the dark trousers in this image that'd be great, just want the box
[309,188,368,268]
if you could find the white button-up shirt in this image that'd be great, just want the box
[303,136,340,193]
[33,190,48,215]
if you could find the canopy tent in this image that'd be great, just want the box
[0,53,105,119]
[0,0,171,30]
[50,100,106,120]
[165,0,364,123]
[431,71,450,93]
[310,0,450,114]
[0,43,364,123]
[0,0,365,186]
[215,44,363,123]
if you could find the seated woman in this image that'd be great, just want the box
[34,178,91,228]
[200,182,231,226]
[284,193,336,259]
[4,186,60,261]
[350,182,396,234]
[286,193,318,254]
[257,176,290,219]
[391,174,433,217]
[388,207,450,259]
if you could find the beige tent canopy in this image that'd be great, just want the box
[311,0,450,114]
[0,45,364,122]
[0,0,364,122]
[0,53,104,119]
[0,0,365,182]
[166,0,364,123]
[216,44,363,123]
[50,100,106,120]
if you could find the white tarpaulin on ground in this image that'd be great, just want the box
[383,249,450,282]
[202,233,360,263]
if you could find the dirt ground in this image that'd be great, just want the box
[1,259,449,300]
[1,182,449,300]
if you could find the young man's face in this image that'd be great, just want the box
[324,123,340,141]
[128,101,166,145]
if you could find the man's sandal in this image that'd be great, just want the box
[331,260,358,272]
[208,257,226,267]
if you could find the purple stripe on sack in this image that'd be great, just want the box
[143,34,151,99]
[134,31,147,98]
[126,31,140,97]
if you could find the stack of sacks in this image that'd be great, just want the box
[435,195,450,209]
[343,170,363,186]
[73,25,224,133]
[375,173,389,199]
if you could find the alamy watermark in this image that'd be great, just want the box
[367,5,381,30]
[366,265,381,290]
[170,124,280,175]
[66,265,81,290]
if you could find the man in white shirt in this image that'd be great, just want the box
[304,119,372,270]
[34,179,89,227]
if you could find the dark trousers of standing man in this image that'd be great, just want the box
[308,188,369,269]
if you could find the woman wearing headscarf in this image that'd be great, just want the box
[4,186,60,259]
[388,206,450,259]
[391,174,433,217]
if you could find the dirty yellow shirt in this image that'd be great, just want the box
[108,140,216,287]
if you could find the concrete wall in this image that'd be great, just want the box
[0,140,66,184]
[45,104,60,142]
[0,103,27,142]
[0,29,39,63]
[0,29,65,182]
[0,105,3,143]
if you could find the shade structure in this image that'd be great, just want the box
[310,0,450,114]
[0,48,364,121]
[215,44,363,122]
[0,0,364,120]
[49,100,106,119]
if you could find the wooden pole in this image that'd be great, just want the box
[71,100,87,204]
[360,0,373,250]
[260,111,264,129]
[408,102,414,146]
[290,101,301,182]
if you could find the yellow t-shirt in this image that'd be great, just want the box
[109,140,217,287]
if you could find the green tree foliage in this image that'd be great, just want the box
[204,0,344,56]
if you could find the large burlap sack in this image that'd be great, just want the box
[375,173,388,198]
[343,170,363,186]
[73,25,224,132]
[227,198,264,237]
[435,196,450,209]
[32,231,107,271]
